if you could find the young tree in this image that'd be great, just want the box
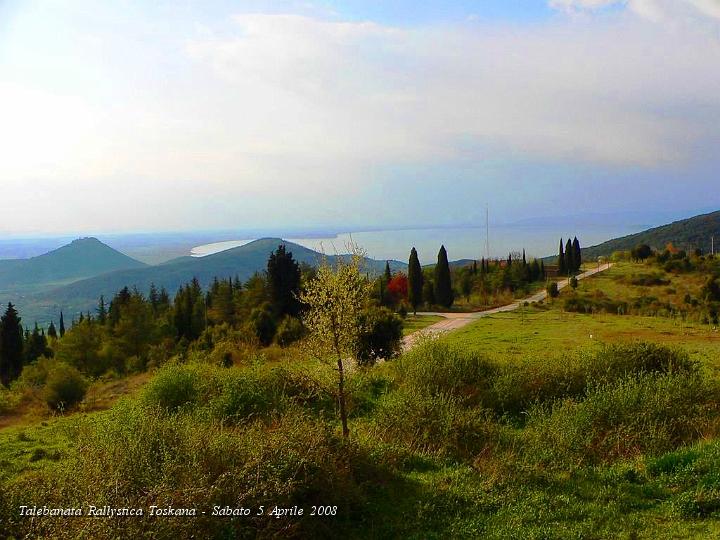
[546,281,559,299]
[572,237,581,272]
[558,239,566,276]
[301,250,372,439]
[407,247,424,315]
[0,303,24,386]
[267,244,302,317]
[434,245,454,308]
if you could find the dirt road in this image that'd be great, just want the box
[403,263,612,349]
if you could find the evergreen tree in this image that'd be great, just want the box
[0,303,24,386]
[573,237,582,272]
[541,260,546,279]
[407,247,424,315]
[48,321,57,339]
[472,260,477,275]
[97,295,107,325]
[148,283,160,314]
[423,279,435,306]
[267,244,302,317]
[565,238,574,276]
[59,311,66,337]
[434,245,454,308]
[24,323,48,364]
[558,239,566,275]
[384,261,392,283]
[507,253,512,267]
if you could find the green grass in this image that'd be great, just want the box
[402,315,444,336]
[5,260,720,538]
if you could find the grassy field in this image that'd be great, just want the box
[3,259,720,538]
[402,314,444,336]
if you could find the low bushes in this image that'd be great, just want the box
[42,363,88,411]
[524,371,719,466]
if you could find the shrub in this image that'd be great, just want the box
[250,305,277,346]
[393,339,496,405]
[524,371,719,466]
[275,316,305,347]
[43,362,88,411]
[142,363,201,411]
[546,281,559,298]
[372,387,499,459]
[355,307,404,366]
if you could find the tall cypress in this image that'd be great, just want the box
[0,303,24,386]
[558,239,566,275]
[434,245,454,308]
[522,249,527,266]
[384,261,392,282]
[59,311,66,338]
[408,247,424,315]
[573,237,581,272]
[565,238,574,275]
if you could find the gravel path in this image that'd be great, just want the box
[402,263,613,349]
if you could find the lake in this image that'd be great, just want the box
[191,224,638,265]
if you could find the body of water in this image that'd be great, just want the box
[191,224,638,265]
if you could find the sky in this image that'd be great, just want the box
[0,0,719,236]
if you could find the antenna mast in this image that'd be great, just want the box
[485,204,490,260]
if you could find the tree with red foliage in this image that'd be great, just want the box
[386,273,409,305]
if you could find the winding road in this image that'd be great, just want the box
[402,263,613,349]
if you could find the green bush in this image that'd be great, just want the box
[275,315,305,347]
[142,363,201,411]
[43,362,88,411]
[7,402,370,538]
[524,371,719,466]
[393,339,497,405]
[355,307,404,366]
[372,386,499,458]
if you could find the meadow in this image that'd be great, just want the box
[3,257,720,538]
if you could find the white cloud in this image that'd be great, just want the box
[185,12,720,169]
[550,0,720,21]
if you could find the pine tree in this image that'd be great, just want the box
[558,239,566,275]
[0,303,24,386]
[267,244,302,317]
[407,247,424,315]
[565,238,574,276]
[434,245,454,308]
[97,295,107,325]
[573,237,581,272]
[59,311,66,337]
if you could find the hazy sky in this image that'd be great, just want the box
[1,0,719,235]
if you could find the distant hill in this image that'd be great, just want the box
[582,210,720,260]
[23,238,406,323]
[0,237,147,291]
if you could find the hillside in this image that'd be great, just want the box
[581,210,720,261]
[24,238,406,322]
[0,237,147,291]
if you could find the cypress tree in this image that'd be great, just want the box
[48,321,57,339]
[558,239,566,275]
[434,245,454,308]
[573,237,581,272]
[522,249,527,266]
[59,311,66,337]
[408,247,424,315]
[565,238,574,276]
[507,253,512,267]
[0,303,24,386]
[541,260,546,279]
[384,261,392,282]
[472,260,477,275]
